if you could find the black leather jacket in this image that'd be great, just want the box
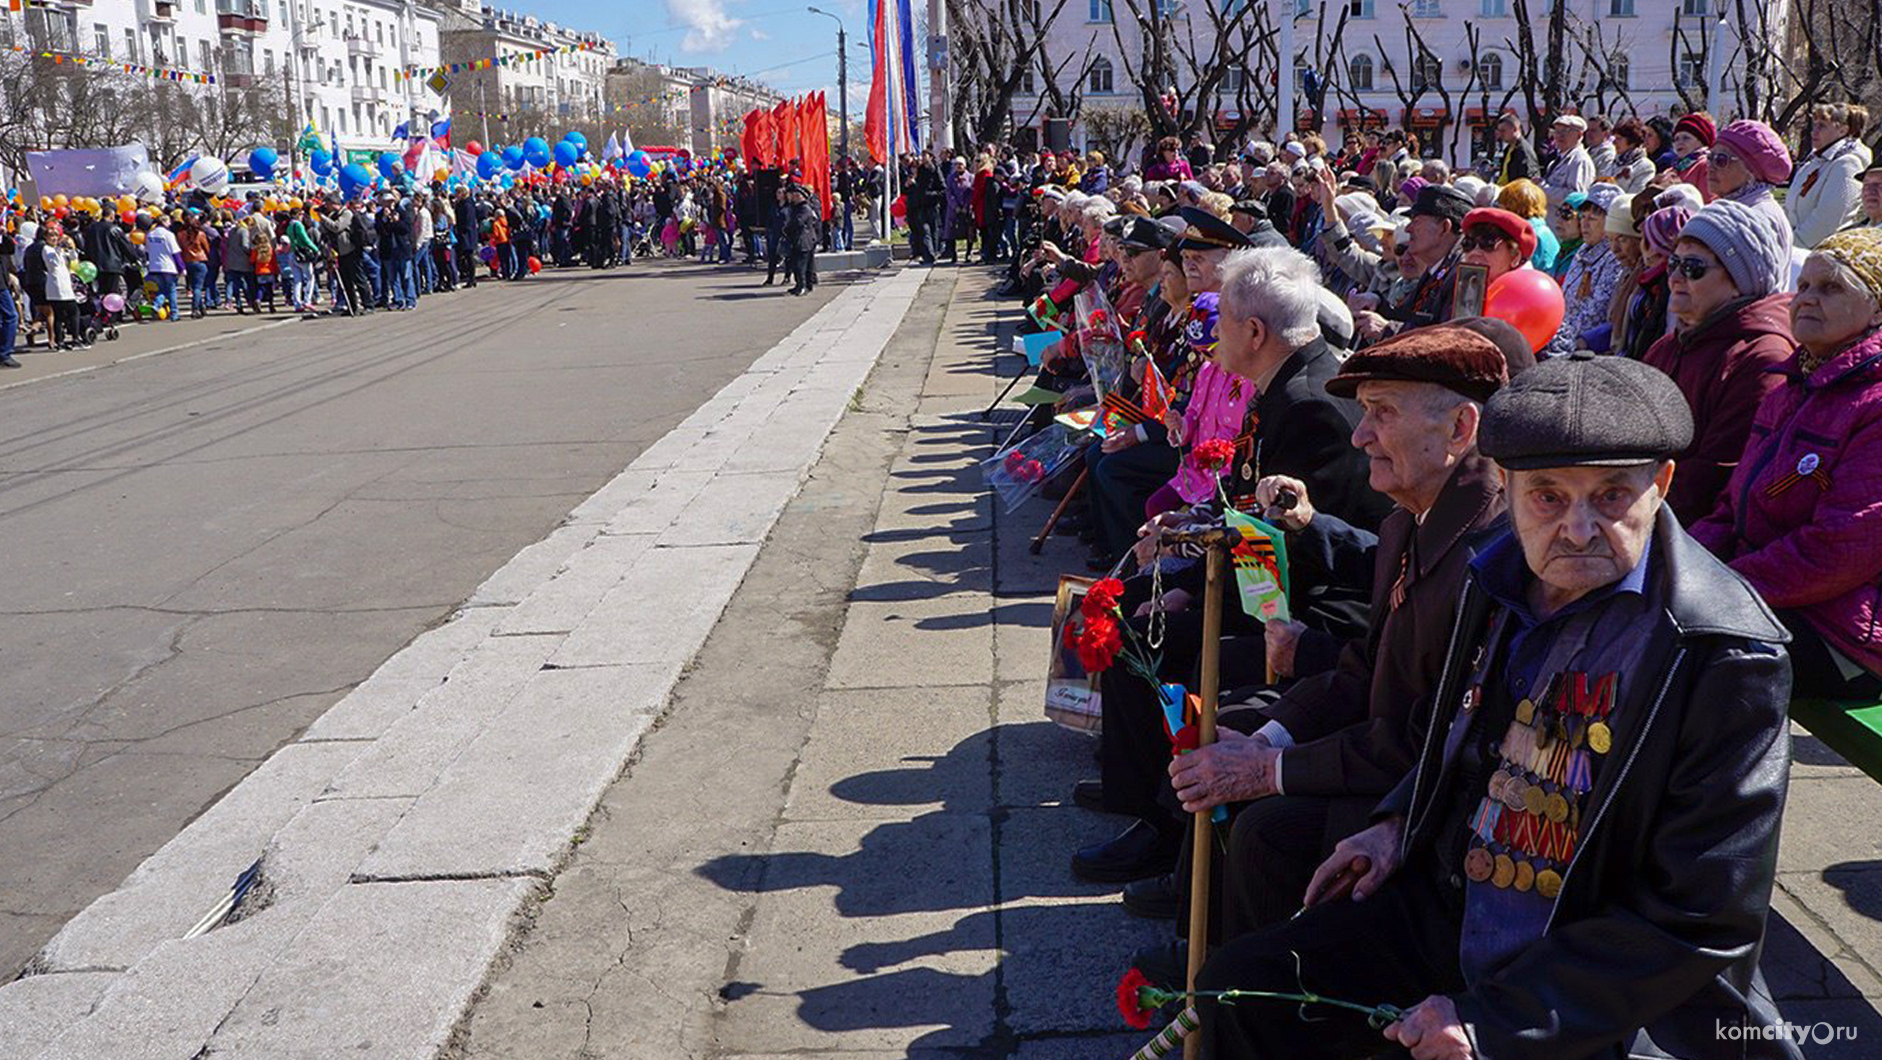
[1381,507,1799,1059]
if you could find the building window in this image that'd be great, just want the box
[195,0,205,12]
[1088,55,1114,93]
[1348,52,1374,90]
[1676,51,1705,86]
[1221,65,1245,94]
[1410,50,1441,91]
[1349,0,1375,15]
[1019,67,1037,94]
[1608,54,1630,90]
[124,28,138,62]
[1608,0,1634,13]
[1480,0,1506,14]
[1294,0,1311,16]
[1682,0,1707,13]
[1477,52,1503,89]
[263,48,274,74]
[1409,0,1440,14]
[199,38,213,70]
[1088,0,1112,21]
[94,24,110,57]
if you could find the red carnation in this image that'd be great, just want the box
[1074,614,1124,672]
[1192,438,1236,472]
[1082,577,1126,618]
[1003,450,1026,474]
[1021,458,1046,482]
[1116,967,1160,1030]
[1089,308,1109,326]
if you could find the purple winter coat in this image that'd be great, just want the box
[1691,325,1882,677]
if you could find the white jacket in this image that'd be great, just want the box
[1543,145,1595,210]
[1786,137,1872,248]
[42,244,76,301]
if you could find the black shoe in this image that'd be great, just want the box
[1071,779,1107,813]
[0,354,19,368]
[1129,940,1188,989]
[1122,872,1182,920]
[1072,819,1180,884]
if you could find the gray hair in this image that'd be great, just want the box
[1082,198,1117,224]
[1218,247,1325,349]
[1420,158,1451,183]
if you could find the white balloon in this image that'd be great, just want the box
[190,156,230,195]
[132,170,165,204]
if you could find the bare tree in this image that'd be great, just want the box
[945,0,1078,147]
[1083,105,1153,164]
[1108,0,1262,142]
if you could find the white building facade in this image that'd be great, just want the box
[6,0,446,161]
[1018,0,1791,166]
[430,1,615,140]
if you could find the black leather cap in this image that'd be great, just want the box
[1480,351,1693,470]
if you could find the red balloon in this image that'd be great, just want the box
[465,140,484,155]
[1483,267,1566,354]
[526,256,542,275]
[889,194,906,221]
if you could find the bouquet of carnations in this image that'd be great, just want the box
[982,423,1083,512]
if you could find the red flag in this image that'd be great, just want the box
[741,109,767,168]
[772,100,795,173]
[865,0,888,164]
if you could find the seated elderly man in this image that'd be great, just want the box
[1075,247,1388,884]
[1191,353,1796,1060]
[1354,185,1473,343]
[1155,319,1529,937]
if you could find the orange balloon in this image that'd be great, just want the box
[130,230,146,244]
[1484,267,1567,354]
[51,194,68,208]
[39,196,53,210]
[118,195,136,212]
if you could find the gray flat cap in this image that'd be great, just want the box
[1480,351,1693,470]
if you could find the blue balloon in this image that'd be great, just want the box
[337,162,372,198]
[376,151,402,181]
[476,151,502,180]
[499,173,515,189]
[522,136,552,169]
[502,146,525,171]
[562,131,587,151]
[625,150,651,178]
[552,140,579,167]
[309,149,334,177]
[247,145,278,181]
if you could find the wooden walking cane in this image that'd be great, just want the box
[1175,530,1233,1060]
[1030,467,1088,554]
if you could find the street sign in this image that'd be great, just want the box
[426,70,449,94]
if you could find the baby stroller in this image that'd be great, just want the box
[75,279,124,343]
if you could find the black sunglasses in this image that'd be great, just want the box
[1666,254,1718,281]
[1460,233,1514,253]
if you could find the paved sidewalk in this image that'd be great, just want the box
[0,265,923,1060]
[458,263,1881,1059]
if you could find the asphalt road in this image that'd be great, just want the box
[0,260,841,978]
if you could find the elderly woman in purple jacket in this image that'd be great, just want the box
[1693,227,1882,697]
[941,157,975,262]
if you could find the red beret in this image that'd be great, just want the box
[1325,324,1510,404]
[1674,113,1716,147]
[1463,207,1539,262]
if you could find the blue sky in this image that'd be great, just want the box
[491,0,874,101]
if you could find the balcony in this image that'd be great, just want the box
[222,71,259,88]
[344,33,377,58]
[141,0,178,21]
[216,0,267,35]
[351,83,386,104]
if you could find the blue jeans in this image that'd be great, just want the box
[366,251,384,305]
[185,262,209,313]
[497,243,518,279]
[151,272,178,318]
[414,248,435,295]
[0,282,17,357]
[227,271,256,309]
[384,251,415,308]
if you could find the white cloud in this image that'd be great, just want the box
[749,27,769,40]
[667,0,743,52]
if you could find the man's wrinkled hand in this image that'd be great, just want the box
[1252,474,1314,531]
[1264,619,1307,677]
[1304,817,1402,906]
[1168,730,1280,812]
[1383,996,1473,1060]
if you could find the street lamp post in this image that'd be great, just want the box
[807,6,851,250]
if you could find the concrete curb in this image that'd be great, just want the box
[0,267,928,1059]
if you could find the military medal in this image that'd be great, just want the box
[1536,869,1563,898]
[1587,721,1612,754]
[1544,791,1570,824]
[1502,776,1528,811]
[1465,846,1494,882]
[1515,697,1535,725]
[1492,853,1516,888]
[1513,859,1536,892]
[1523,783,1547,816]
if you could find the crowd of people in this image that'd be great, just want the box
[974,102,1882,1059]
[0,155,878,368]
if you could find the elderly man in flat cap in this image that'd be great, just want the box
[1137,321,1528,939]
[1191,352,1797,1060]
[1355,185,1473,343]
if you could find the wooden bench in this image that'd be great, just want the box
[1789,697,1882,783]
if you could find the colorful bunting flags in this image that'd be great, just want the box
[10,44,216,83]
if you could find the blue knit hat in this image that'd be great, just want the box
[1677,199,1789,299]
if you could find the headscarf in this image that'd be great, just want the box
[1814,227,1882,307]
[1642,205,1694,258]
